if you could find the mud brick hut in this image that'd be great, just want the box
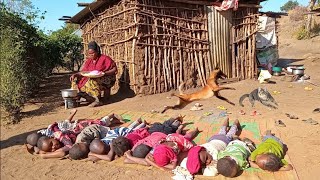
[67,0,263,95]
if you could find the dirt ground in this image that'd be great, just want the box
[1,16,320,180]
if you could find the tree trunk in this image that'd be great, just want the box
[306,0,316,38]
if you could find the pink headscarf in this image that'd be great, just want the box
[186,146,204,175]
[153,144,177,167]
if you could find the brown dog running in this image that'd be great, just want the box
[161,68,235,113]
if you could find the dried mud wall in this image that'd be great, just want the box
[81,0,209,94]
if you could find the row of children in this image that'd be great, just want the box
[25,109,293,177]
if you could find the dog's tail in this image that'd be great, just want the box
[178,82,185,95]
[239,94,249,107]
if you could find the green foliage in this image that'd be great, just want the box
[50,24,84,71]
[295,20,320,40]
[280,0,299,12]
[1,3,83,122]
[0,7,63,122]
[295,26,309,40]
[2,0,46,26]
[0,27,27,114]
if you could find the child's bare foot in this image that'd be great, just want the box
[265,130,273,136]
[112,114,124,124]
[222,118,229,127]
[25,144,35,154]
[175,114,185,123]
[176,125,184,134]
[137,118,143,124]
[233,119,241,130]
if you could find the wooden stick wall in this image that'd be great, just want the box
[133,0,209,94]
[79,0,259,94]
[231,7,259,79]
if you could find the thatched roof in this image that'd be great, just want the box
[68,0,264,24]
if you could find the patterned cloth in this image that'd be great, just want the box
[214,0,239,11]
[132,132,167,150]
[71,75,116,98]
[38,119,107,149]
[165,133,194,153]
[218,140,251,170]
[75,124,110,144]
[100,127,132,145]
[71,54,117,98]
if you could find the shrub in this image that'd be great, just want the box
[288,6,308,22]
[0,26,27,121]
[281,0,299,12]
[295,26,308,40]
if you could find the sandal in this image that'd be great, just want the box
[190,106,203,111]
[275,120,286,127]
[312,108,320,114]
[302,118,319,125]
[239,110,246,115]
[250,110,261,116]
[285,113,299,119]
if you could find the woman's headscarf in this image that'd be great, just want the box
[88,41,101,55]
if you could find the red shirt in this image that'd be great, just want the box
[78,54,116,88]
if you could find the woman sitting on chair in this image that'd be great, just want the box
[70,41,117,107]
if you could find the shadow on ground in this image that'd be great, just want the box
[276,58,305,67]
[0,129,42,150]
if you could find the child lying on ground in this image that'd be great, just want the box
[185,118,240,176]
[144,125,199,170]
[249,130,293,171]
[85,119,145,161]
[111,115,183,157]
[216,132,254,178]
[26,110,124,159]
[124,132,170,166]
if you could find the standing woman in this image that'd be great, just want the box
[70,41,117,107]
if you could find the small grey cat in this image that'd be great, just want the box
[239,87,278,109]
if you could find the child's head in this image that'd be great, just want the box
[89,139,110,154]
[111,136,132,156]
[217,156,239,177]
[256,153,281,171]
[132,144,152,158]
[153,144,177,167]
[69,143,90,160]
[26,133,41,146]
[37,136,62,152]
[199,149,213,166]
[187,146,210,175]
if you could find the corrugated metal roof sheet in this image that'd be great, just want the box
[69,0,111,24]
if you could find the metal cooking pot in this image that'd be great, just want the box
[291,67,305,75]
[61,89,78,98]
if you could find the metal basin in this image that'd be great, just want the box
[291,67,305,75]
[61,89,78,98]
